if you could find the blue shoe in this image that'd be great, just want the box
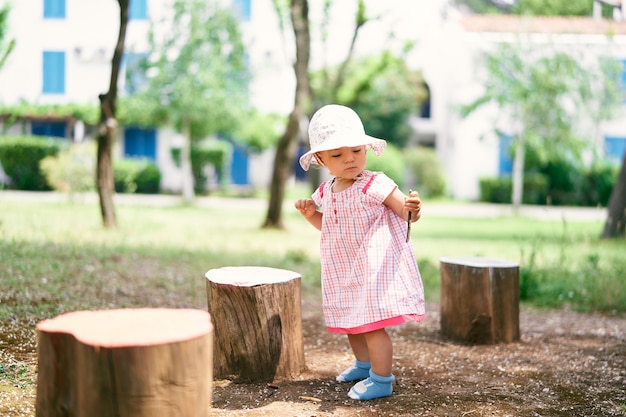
[348,370,394,400]
[336,360,371,382]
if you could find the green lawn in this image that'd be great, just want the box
[0,195,624,324]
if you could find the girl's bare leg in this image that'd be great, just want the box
[347,333,369,361]
[363,328,392,376]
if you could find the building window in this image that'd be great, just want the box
[43,51,65,94]
[499,133,513,175]
[129,0,148,20]
[232,0,251,21]
[44,0,66,19]
[123,52,148,94]
[605,135,626,164]
[124,127,157,161]
[32,121,66,138]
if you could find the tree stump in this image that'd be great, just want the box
[35,308,213,417]
[205,266,306,382]
[440,257,520,344]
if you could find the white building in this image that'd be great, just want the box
[1,0,625,199]
[415,12,626,199]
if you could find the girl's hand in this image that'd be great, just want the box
[295,198,317,219]
[404,190,421,222]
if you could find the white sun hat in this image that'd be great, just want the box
[299,104,387,171]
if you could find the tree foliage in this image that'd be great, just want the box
[512,0,592,16]
[312,51,426,148]
[232,110,284,153]
[0,101,99,126]
[460,41,621,208]
[126,0,249,200]
[0,3,15,70]
[452,0,595,16]
[127,0,249,138]
[451,0,514,14]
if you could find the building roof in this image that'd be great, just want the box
[459,15,626,35]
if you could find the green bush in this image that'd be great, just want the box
[0,135,63,190]
[483,159,618,207]
[113,159,161,194]
[404,146,447,198]
[479,174,549,204]
[581,161,618,207]
[134,161,161,194]
[113,159,139,193]
[538,156,585,205]
[366,143,406,189]
[479,177,512,204]
[39,141,96,194]
[522,173,550,205]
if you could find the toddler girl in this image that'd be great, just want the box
[295,104,425,400]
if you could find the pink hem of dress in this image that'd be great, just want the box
[327,314,425,334]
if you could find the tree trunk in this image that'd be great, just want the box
[601,153,626,238]
[35,308,213,417]
[511,134,525,212]
[96,0,129,229]
[263,0,311,229]
[181,118,195,202]
[440,257,520,345]
[96,102,117,228]
[265,111,302,228]
[205,266,306,382]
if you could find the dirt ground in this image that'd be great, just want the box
[1,293,625,417]
[207,293,626,417]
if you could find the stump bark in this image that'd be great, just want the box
[440,257,520,344]
[35,308,213,417]
[205,266,306,382]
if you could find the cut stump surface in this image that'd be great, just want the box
[35,308,213,417]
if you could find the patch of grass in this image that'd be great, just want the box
[520,237,626,313]
[0,362,33,389]
[0,197,624,325]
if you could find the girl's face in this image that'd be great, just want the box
[316,146,367,179]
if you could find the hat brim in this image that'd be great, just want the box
[298,134,387,171]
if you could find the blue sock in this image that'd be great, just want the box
[336,360,371,382]
[348,370,395,400]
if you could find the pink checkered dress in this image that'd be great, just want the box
[312,170,426,334]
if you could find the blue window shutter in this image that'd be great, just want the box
[129,0,148,20]
[44,0,66,19]
[233,0,251,21]
[43,51,65,94]
[32,122,66,138]
[124,127,157,161]
[230,143,249,185]
[499,133,513,175]
[605,136,626,164]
